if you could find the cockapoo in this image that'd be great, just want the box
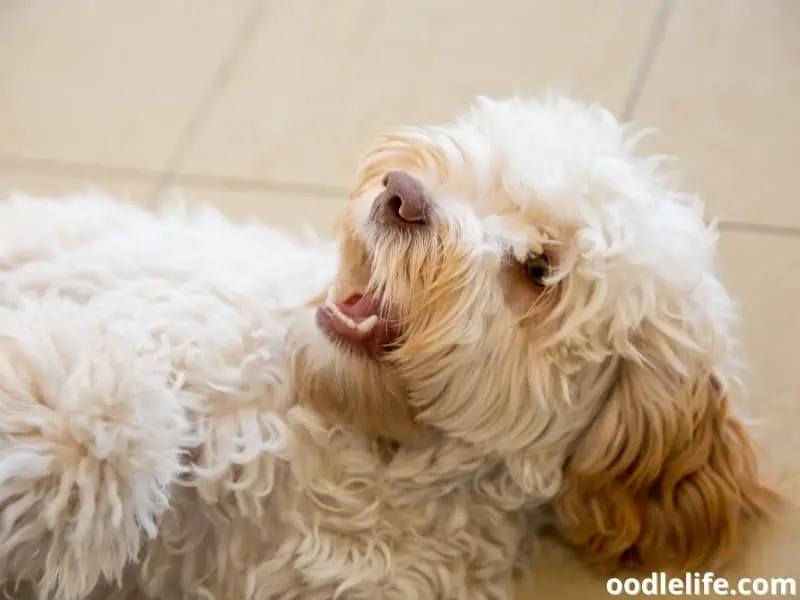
[0,95,781,600]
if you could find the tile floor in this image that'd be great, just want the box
[0,0,798,597]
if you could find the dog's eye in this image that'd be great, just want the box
[523,255,551,285]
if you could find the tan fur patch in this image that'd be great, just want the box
[552,368,784,572]
[290,341,425,444]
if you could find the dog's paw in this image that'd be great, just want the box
[0,299,188,600]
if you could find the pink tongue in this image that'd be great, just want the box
[319,292,399,357]
[336,294,382,321]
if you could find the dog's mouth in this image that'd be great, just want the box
[316,291,399,358]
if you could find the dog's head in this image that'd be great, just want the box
[302,95,781,571]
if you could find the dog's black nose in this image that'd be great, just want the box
[375,171,429,225]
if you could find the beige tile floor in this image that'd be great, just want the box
[0,0,798,597]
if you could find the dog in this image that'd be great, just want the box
[0,94,781,600]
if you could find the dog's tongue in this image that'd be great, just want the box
[336,293,382,321]
[316,292,398,358]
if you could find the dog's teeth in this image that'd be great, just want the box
[327,301,358,329]
[324,299,339,315]
[356,315,378,333]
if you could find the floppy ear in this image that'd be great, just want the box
[551,341,783,572]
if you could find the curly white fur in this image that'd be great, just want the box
[0,95,778,600]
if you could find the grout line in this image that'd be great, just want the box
[717,220,800,239]
[0,154,349,197]
[0,154,166,182]
[153,0,269,200]
[3,155,800,238]
[0,153,348,197]
[163,172,348,198]
[621,0,675,121]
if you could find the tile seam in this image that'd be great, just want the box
[621,0,675,121]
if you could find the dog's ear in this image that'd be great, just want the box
[551,335,783,572]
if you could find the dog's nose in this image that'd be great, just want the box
[376,171,429,225]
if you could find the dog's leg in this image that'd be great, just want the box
[0,298,188,600]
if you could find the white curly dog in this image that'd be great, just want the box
[0,95,780,600]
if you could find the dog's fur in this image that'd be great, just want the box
[0,95,781,600]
